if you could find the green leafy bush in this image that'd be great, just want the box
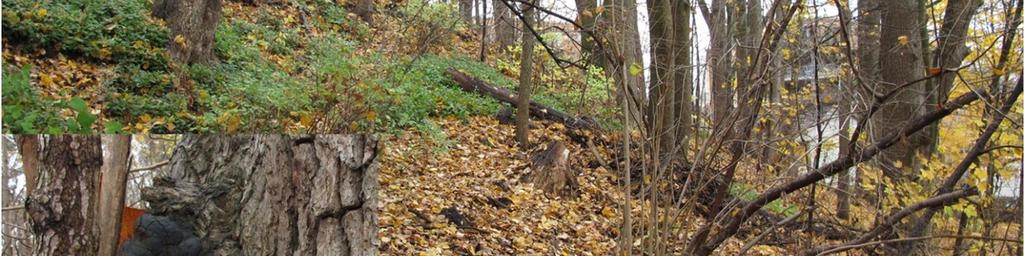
[367,55,505,131]
[2,0,168,66]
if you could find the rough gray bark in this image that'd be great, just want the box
[156,0,222,64]
[854,0,880,198]
[648,0,675,161]
[141,135,379,255]
[97,135,132,256]
[707,0,734,133]
[604,0,646,126]
[873,0,926,181]
[672,0,693,159]
[574,0,599,62]
[493,0,516,52]
[25,136,103,256]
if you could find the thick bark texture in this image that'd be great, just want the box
[155,0,222,64]
[25,136,103,256]
[141,135,379,255]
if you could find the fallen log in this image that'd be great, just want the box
[446,68,601,132]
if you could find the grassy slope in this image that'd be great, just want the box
[2,0,574,134]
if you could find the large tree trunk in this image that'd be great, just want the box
[25,136,103,256]
[459,0,473,23]
[733,0,762,101]
[673,1,693,161]
[97,135,132,256]
[732,0,762,149]
[155,0,222,65]
[574,0,599,62]
[873,0,926,181]
[835,0,856,221]
[647,0,675,161]
[493,0,516,52]
[603,0,646,127]
[854,0,880,198]
[141,135,379,255]
[707,0,734,134]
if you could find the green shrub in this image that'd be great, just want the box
[367,55,505,131]
[216,21,262,63]
[2,0,168,66]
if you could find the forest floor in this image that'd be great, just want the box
[380,117,623,255]
[378,116,800,255]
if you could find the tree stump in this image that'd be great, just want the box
[523,141,578,196]
[141,135,379,255]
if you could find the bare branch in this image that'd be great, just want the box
[807,187,980,255]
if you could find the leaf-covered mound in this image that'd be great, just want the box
[380,117,622,255]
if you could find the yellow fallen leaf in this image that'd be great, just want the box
[299,113,314,127]
[601,207,615,218]
[39,73,55,87]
